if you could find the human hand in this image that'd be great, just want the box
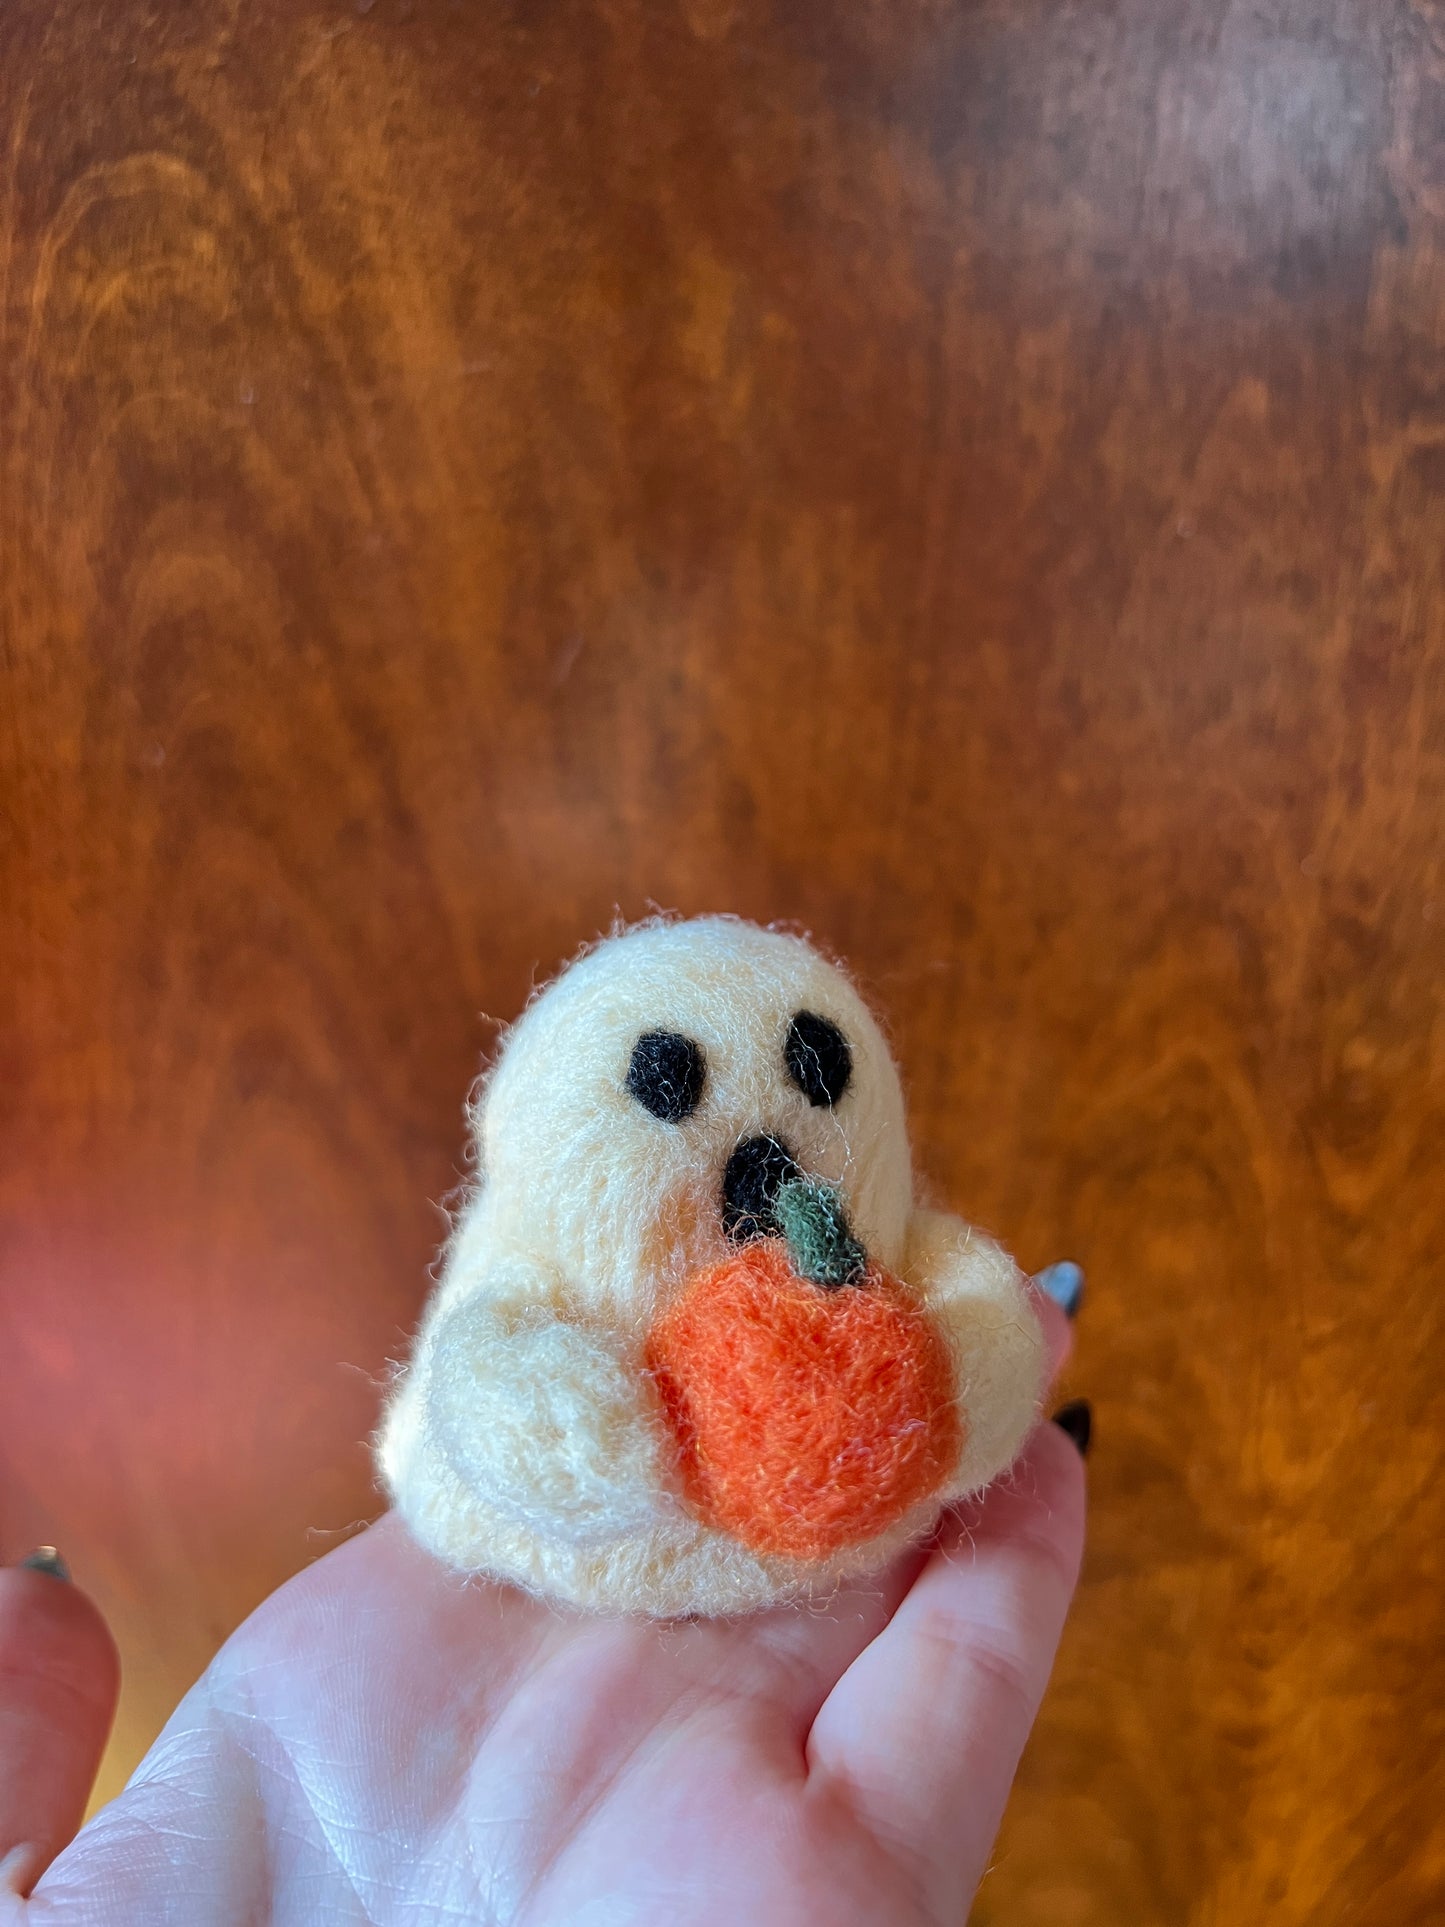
[3,1294,1085,1927]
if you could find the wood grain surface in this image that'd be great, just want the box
[2,2,1442,1919]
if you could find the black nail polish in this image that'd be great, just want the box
[1051,1399,1092,1458]
[19,1547,71,1582]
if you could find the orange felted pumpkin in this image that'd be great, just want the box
[646,1238,961,1561]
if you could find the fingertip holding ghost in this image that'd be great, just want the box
[378,916,1048,1617]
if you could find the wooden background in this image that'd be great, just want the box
[2,1,1442,1919]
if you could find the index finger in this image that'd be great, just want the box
[1030,1281,1075,1383]
[804,1419,1086,1921]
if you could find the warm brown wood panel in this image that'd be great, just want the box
[2,2,1442,1919]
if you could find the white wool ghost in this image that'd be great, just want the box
[378,916,1044,1617]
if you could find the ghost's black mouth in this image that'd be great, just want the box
[721,1134,801,1242]
[721,1134,867,1289]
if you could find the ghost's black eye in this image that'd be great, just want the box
[627,1030,706,1122]
[784,1011,852,1107]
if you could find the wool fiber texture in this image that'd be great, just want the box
[378,915,1045,1617]
[646,1239,961,1559]
[772,1174,868,1288]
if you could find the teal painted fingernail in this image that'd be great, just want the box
[19,1547,70,1582]
[1033,1260,1085,1319]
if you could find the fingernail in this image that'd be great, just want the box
[19,1546,71,1582]
[1033,1260,1085,1319]
[1051,1398,1092,1457]
[1,1843,44,1897]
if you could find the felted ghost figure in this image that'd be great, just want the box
[378,917,1045,1617]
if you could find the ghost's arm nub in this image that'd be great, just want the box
[381,1278,677,1558]
[906,1208,1047,1499]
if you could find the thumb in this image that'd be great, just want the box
[0,1553,120,1898]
